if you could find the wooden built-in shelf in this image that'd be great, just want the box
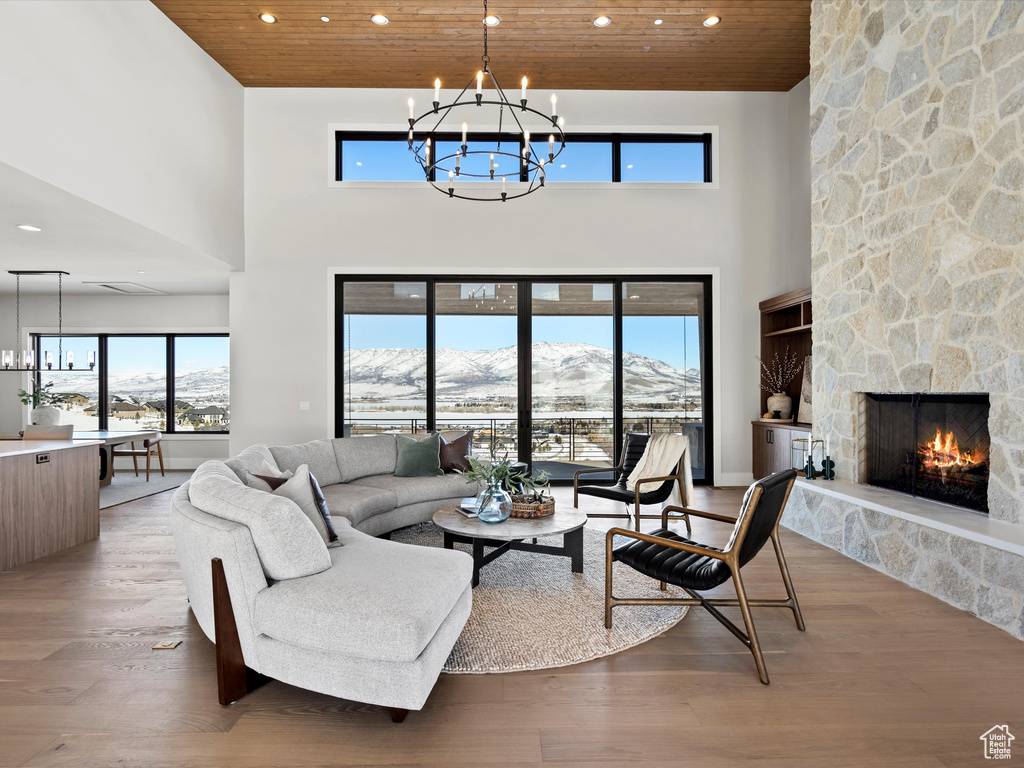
[755,287,812,479]
[763,324,813,338]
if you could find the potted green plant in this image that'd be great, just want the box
[18,381,61,426]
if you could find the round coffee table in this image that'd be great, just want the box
[432,505,588,588]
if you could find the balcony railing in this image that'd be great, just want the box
[343,415,704,477]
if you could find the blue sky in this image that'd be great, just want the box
[341,138,704,183]
[38,336,228,375]
[347,314,701,370]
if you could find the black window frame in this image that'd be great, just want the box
[336,131,713,184]
[334,274,714,485]
[32,332,230,435]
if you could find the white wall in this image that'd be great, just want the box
[788,77,812,280]
[0,294,230,468]
[235,87,809,485]
[0,1,244,268]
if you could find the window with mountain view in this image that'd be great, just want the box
[337,277,712,482]
[38,335,100,431]
[33,333,229,434]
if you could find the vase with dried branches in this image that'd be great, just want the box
[758,347,803,419]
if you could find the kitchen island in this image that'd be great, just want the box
[0,440,101,571]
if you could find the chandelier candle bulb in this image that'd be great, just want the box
[490,153,495,178]
[551,93,557,117]
[45,352,53,370]
[448,171,454,196]
[408,97,414,120]
[2,351,10,369]
[548,134,554,157]
[476,71,483,98]
[88,350,95,369]
[434,78,440,104]
[455,154,460,174]
[66,350,74,369]
[462,121,468,147]
[25,350,33,369]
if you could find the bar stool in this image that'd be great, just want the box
[113,435,165,481]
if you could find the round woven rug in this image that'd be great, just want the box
[391,522,688,674]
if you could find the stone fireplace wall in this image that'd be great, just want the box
[783,0,1024,639]
[806,0,1024,522]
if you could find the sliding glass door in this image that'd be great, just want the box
[531,283,615,480]
[435,282,519,459]
[622,282,707,480]
[337,276,712,483]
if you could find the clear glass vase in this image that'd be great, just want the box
[477,480,512,523]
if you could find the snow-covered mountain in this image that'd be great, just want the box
[343,342,699,402]
[45,366,229,404]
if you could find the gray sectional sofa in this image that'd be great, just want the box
[170,435,480,720]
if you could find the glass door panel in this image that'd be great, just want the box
[531,283,614,480]
[622,282,706,480]
[341,282,427,436]
[435,282,518,460]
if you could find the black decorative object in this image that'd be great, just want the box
[820,456,835,481]
[803,453,817,479]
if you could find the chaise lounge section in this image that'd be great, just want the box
[171,434,480,719]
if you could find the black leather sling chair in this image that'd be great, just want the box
[605,469,805,684]
[574,433,691,534]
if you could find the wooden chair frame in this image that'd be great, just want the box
[574,435,691,534]
[113,439,165,481]
[604,479,805,685]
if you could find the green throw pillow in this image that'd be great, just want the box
[395,434,444,477]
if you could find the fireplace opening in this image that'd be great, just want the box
[864,393,990,514]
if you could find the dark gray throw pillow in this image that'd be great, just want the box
[395,433,444,477]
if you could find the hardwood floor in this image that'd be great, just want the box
[1,485,1021,767]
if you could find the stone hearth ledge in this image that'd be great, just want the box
[792,479,1024,557]
[784,479,1024,639]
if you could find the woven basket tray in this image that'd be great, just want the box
[509,494,555,519]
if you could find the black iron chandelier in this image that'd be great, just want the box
[406,0,566,202]
[1,270,92,372]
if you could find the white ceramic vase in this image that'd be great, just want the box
[30,405,61,425]
[766,392,792,420]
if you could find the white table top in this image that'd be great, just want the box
[73,430,159,446]
[432,505,587,540]
[0,440,102,459]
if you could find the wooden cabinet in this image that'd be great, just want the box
[752,421,811,479]
[753,288,813,479]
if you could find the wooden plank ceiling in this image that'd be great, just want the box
[152,1,810,91]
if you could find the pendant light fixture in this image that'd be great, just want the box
[406,0,566,201]
[1,271,90,372]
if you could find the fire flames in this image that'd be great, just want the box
[918,428,984,480]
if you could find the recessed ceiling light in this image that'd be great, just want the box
[483,15,500,26]
[593,15,611,27]
[17,224,42,232]
[370,13,389,25]
[654,19,663,25]
[321,16,329,22]
[703,15,721,27]
[259,13,277,23]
